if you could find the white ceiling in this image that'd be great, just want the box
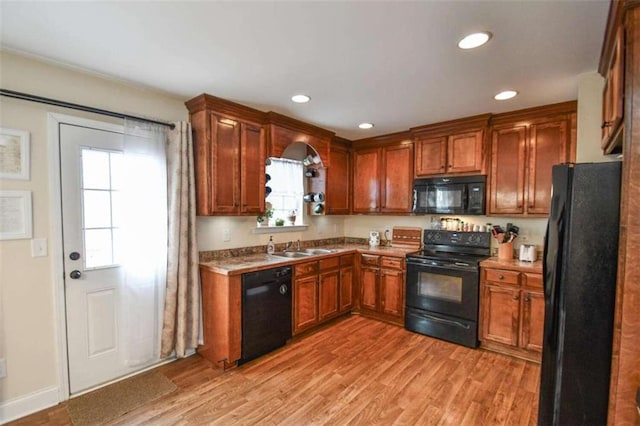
[0,1,609,139]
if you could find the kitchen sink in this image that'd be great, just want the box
[303,248,337,255]
[271,251,313,258]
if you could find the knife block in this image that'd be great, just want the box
[498,242,514,260]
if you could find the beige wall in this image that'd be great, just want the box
[0,51,187,418]
[0,52,611,421]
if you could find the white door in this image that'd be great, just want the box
[59,122,163,394]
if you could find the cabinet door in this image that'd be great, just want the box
[489,126,526,215]
[239,122,266,214]
[326,145,351,214]
[380,269,404,317]
[211,113,240,214]
[318,270,340,321]
[480,283,520,346]
[520,290,544,353]
[339,266,353,312]
[293,275,318,335]
[360,266,379,311]
[352,148,381,213]
[381,144,414,213]
[527,119,568,215]
[414,136,446,176]
[601,25,624,149]
[447,130,484,174]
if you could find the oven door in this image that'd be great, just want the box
[405,258,479,321]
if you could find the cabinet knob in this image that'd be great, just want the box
[512,295,519,301]
[529,204,534,209]
[525,296,530,303]
[441,166,445,170]
[448,164,452,168]
[601,121,612,129]
[499,275,504,280]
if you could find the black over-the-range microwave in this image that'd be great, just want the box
[412,175,486,215]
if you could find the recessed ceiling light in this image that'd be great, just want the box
[494,90,518,100]
[458,32,492,49]
[358,123,374,129]
[291,94,310,103]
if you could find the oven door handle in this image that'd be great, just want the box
[407,311,471,330]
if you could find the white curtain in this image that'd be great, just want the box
[121,119,168,366]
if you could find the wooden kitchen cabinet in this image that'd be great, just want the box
[198,267,242,369]
[293,255,353,335]
[339,254,354,312]
[480,266,544,362]
[326,137,351,215]
[601,25,625,154]
[357,253,405,325]
[293,261,319,335]
[267,112,333,167]
[186,94,267,216]
[412,114,490,177]
[488,102,576,216]
[352,134,414,214]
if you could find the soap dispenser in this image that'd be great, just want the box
[267,236,275,255]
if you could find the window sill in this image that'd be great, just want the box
[252,224,309,234]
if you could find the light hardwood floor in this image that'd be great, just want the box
[11,315,540,425]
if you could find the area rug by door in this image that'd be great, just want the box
[67,370,177,425]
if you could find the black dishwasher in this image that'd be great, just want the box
[240,266,292,364]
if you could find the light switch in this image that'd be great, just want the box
[31,238,48,257]
[222,229,231,242]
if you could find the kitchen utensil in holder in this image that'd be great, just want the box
[498,242,514,260]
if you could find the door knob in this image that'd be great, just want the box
[70,270,82,279]
[69,251,81,261]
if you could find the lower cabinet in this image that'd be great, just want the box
[480,267,544,362]
[293,254,354,335]
[357,253,405,325]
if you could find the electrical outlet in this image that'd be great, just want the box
[0,358,6,379]
[384,226,392,238]
[222,229,231,242]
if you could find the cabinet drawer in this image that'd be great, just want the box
[360,254,380,267]
[484,269,520,285]
[319,256,340,271]
[523,273,543,290]
[340,254,354,267]
[380,256,404,270]
[295,261,318,277]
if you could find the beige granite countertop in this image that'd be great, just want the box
[199,244,420,275]
[480,256,543,273]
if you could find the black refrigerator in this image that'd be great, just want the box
[538,162,622,425]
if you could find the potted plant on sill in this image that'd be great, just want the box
[256,208,274,227]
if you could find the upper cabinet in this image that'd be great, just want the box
[488,102,577,216]
[600,25,625,154]
[186,94,267,216]
[411,114,491,177]
[352,133,414,214]
[325,137,351,215]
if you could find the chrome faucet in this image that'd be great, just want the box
[295,239,301,251]
[284,241,293,251]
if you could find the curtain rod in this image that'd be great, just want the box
[1,88,176,129]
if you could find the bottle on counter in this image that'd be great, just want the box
[267,236,275,255]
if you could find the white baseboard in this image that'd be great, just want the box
[0,385,59,425]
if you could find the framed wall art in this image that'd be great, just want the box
[0,190,33,240]
[0,127,30,180]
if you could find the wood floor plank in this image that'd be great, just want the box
[9,315,539,425]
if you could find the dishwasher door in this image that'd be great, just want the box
[241,267,292,364]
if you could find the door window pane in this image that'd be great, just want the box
[84,229,113,268]
[83,190,112,228]
[82,150,111,189]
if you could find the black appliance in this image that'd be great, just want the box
[538,162,621,425]
[413,175,485,215]
[240,266,292,364]
[405,230,491,348]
